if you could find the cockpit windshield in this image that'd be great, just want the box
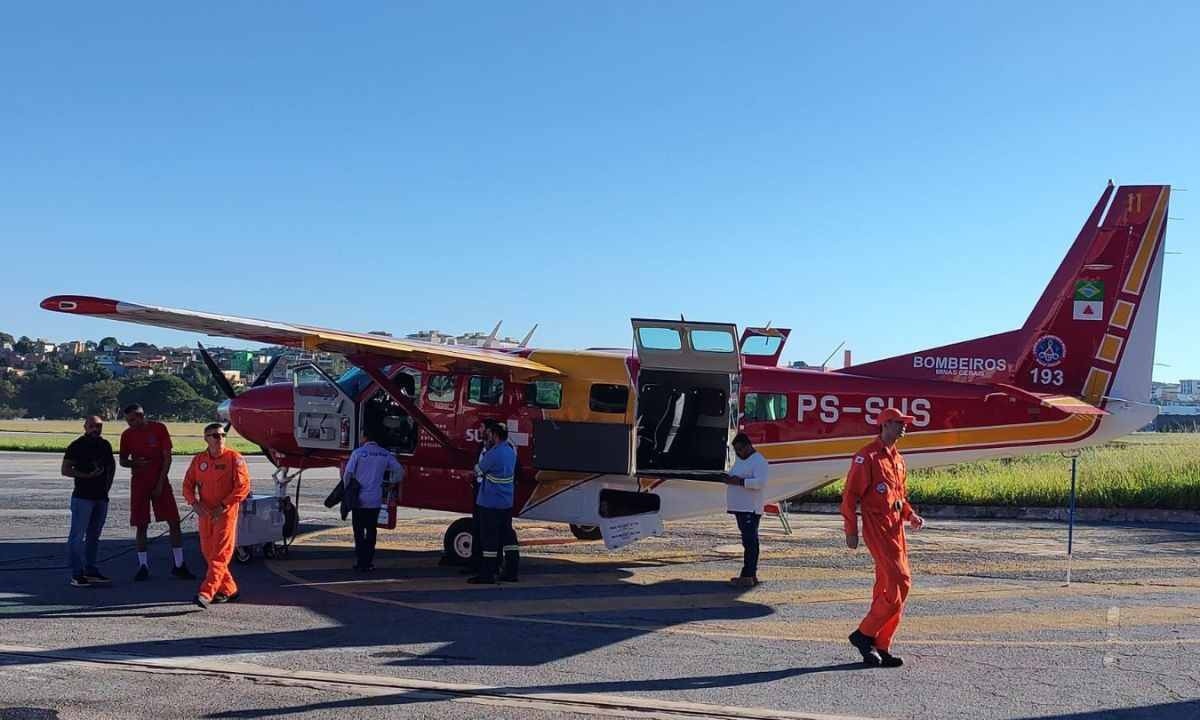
[336,367,375,398]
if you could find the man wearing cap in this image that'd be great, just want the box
[841,407,925,668]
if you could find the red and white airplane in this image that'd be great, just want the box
[42,182,1170,560]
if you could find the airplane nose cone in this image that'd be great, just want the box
[217,399,232,425]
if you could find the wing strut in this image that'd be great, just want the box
[352,357,470,459]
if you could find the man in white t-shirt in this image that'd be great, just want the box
[724,433,770,587]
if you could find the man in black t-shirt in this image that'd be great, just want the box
[62,416,116,587]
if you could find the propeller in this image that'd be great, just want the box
[196,343,283,465]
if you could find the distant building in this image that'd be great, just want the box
[227,350,255,376]
[406,330,457,345]
[1180,379,1200,396]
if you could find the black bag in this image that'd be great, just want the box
[323,482,345,509]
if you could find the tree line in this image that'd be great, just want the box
[0,337,226,421]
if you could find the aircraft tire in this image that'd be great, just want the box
[443,517,475,564]
[569,524,602,541]
[234,546,252,564]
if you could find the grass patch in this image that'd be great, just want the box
[0,420,259,455]
[802,433,1200,510]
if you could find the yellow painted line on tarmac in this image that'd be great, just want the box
[266,528,1200,650]
[0,643,876,720]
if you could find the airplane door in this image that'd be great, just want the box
[631,319,741,476]
[291,363,356,451]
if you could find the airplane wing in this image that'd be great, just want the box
[40,295,560,376]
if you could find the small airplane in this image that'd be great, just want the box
[42,182,1171,562]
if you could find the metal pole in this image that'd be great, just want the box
[1066,455,1077,586]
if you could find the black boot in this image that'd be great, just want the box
[467,556,496,584]
[499,550,519,582]
[849,630,882,667]
[877,649,904,668]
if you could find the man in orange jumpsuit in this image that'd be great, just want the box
[841,407,925,668]
[183,423,251,608]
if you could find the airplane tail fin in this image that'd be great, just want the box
[843,183,1171,406]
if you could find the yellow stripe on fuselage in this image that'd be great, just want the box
[759,414,1097,462]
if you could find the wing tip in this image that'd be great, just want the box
[40,295,120,315]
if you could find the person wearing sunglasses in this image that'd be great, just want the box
[182,423,251,608]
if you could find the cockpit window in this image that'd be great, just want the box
[336,365,419,398]
[336,367,370,397]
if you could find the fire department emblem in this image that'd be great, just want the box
[1034,335,1066,367]
[199,461,209,471]
[875,482,887,494]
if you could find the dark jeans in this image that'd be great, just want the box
[67,497,108,577]
[477,506,511,576]
[352,508,381,568]
[732,511,761,578]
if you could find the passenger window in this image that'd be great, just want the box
[741,335,782,357]
[689,329,735,353]
[590,384,629,413]
[637,327,682,350]
[427,375,456,404]
[468,376,505,405]
[525,381,562,409]
[743,393,788,422]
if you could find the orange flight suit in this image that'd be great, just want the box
[183,449,251,600]
[840,438,914,652]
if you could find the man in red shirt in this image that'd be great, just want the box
[183,423,251,607]
[119,404,194,581]
[841,407,926,668]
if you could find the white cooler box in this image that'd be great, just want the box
[236,494,295,549]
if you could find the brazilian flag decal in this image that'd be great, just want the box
[1074,280,1104,301]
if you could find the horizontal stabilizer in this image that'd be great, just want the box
[993,383,1108,416]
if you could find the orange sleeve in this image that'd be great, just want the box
[221,454,251,506]
[841,454,870,536]
[899,458,914,520]
[182,456,199,505]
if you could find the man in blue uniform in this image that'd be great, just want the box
[343,425,405,571]
[468,421,516,585]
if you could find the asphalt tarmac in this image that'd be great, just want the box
[1,450,1198,720]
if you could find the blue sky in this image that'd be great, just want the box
[3,2,1196,381]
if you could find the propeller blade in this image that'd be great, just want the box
[251,354,281,388]
[197,343,238,400]
[258,444,278,467]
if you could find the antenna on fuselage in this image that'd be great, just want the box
[820,341,846,371]
[482,321,503,349]
[518,324,538,348]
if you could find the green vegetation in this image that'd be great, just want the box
[803,433,1200,510]
[0,420,260,455]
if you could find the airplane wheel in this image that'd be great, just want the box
[234,546,252,564]
[569,524,602,541]
[443,517,474,564]
[262,543,277,559]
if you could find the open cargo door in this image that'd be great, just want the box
[631,319,741,476]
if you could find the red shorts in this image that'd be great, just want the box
[130,478,181,526]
